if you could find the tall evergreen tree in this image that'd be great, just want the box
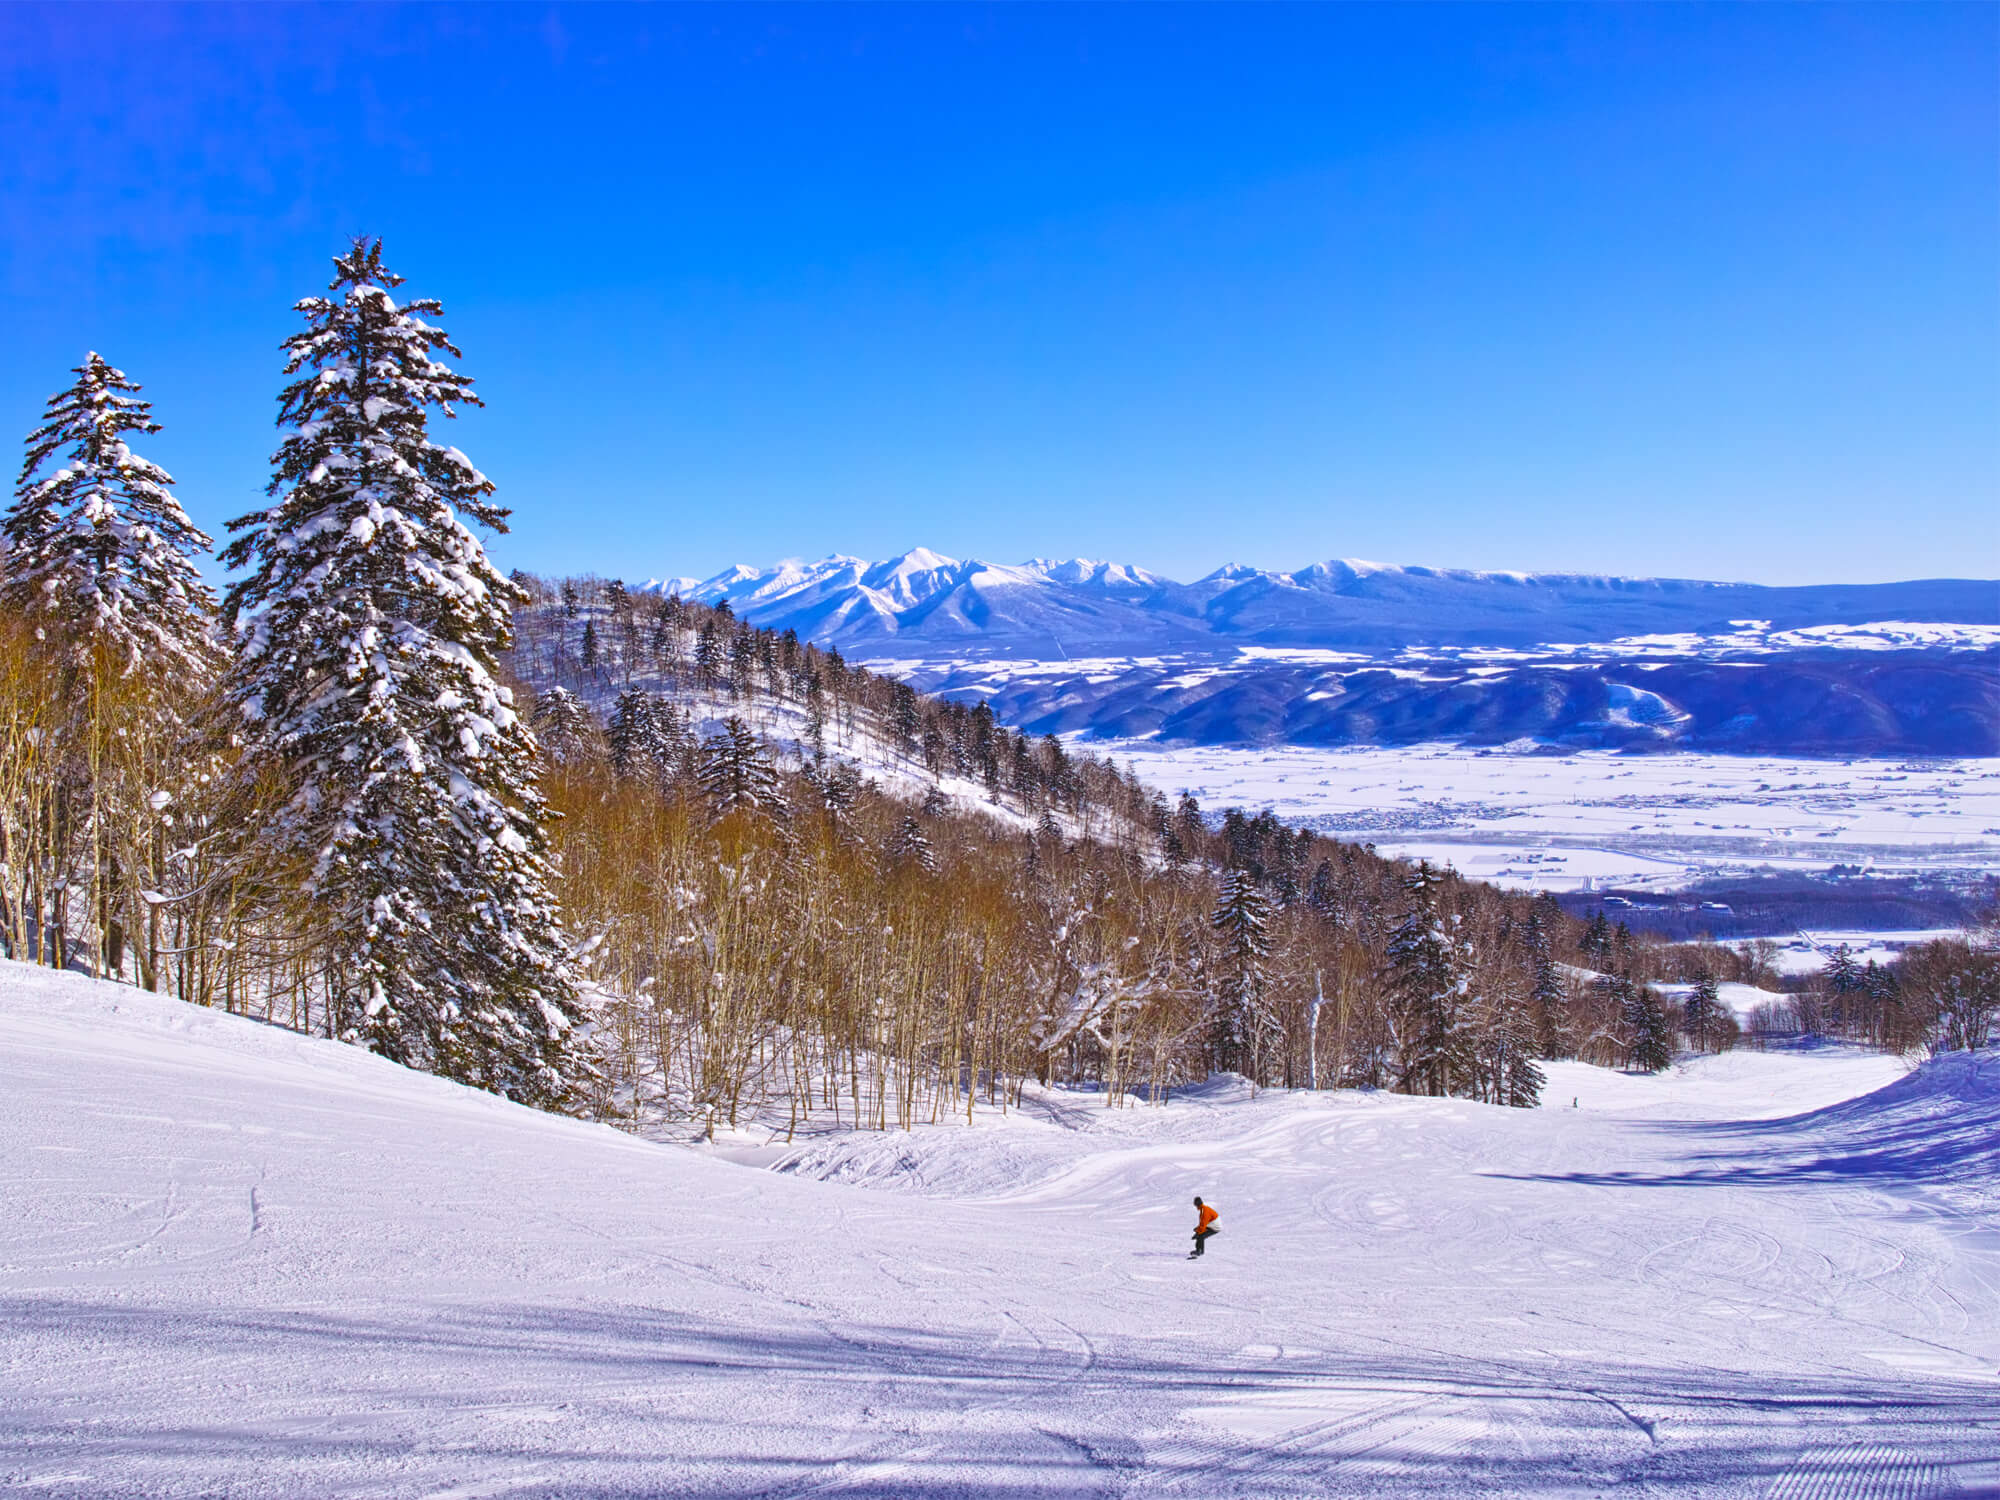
[1522,911,1574,1058]
[728,623,755,700]
[5,353,220,982]
[1624,982,1675,1072]
[1682,973,1722,1053]
[531,686,599,766]
[693,619,722,688]
[1823,943,1864,1032]
[803,666,828,758]
[696,715,784,822]
[1210,869,1273,1075]
[891,680,921,755]
[1010,736,1038,807]
[5,353,217,674]
[1173,793,1205,862]
[1305,858,1340,922]
[606,691,684,786]
[1475,985,1546,1108]
[651,594,682,676]
[1580,911,1613,966]
[1383,862,1476,1097]
[220,240,586,1106]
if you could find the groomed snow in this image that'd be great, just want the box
[4,963,1998,1497]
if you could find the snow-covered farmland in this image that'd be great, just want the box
[5,963,1999,1497]
[1098,740,2000,894]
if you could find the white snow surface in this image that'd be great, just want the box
[1097,740,2000,893]
[5,962,1999,1497]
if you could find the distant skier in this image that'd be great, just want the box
[1190,1196,1219,1258]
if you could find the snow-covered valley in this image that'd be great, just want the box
[1098,739,2000,914]
[5,963,1997,1497]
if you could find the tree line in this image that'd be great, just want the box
[3,238,1991,1136]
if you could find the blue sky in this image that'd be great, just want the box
[2,3,1993,586]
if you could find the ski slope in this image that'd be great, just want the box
[4,963,1999,1498]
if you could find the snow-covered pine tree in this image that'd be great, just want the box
[1383,862,1476,1097]
[890,815,938,874]
[1862,960,1901,1047]
[531,686,599,766]
[1823,943,1864,1033]
[890,680,921,757]
[5,353,221,982]
[808,759,862,839]
[1272,863,1301,909]
[1491,1003,1546,1107]
[219,239,587,1107]
[650,594,682,678]
[1682,973,1722,1053]
[1470,982,1546,1108]
[968,699,999,797]
[696,715,783,822]
[1173,793,1205,861]
[1304,858,1338,920]
[646,697,689,781]
[1624,982,1675,1072]
[803,667,828,759]
[607,689,653,778]
[5,353,217,676]
[1522,911,1574,1058]
[693,619,723,689]
[1210,868,1273,1075]
[727,624,755,701]
[1580,910,1612,965]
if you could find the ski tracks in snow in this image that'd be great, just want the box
[6,968,2000,1497]
[1765,1441,1945,1500]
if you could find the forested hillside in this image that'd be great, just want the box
[1,241,1989,1142]
[499,571,1985,1135]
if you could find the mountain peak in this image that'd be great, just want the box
[884,546,958,572]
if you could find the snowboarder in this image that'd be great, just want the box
[1190,1196,1219,1258]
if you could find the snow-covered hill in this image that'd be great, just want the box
[6,961,1999,1496]
[647,550,1998,655]
[885,641,2000,755]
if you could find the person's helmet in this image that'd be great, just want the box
[1193,1196,1203,1206]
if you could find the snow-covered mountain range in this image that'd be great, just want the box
[646,550,1998,656]
[630,551,1998,755]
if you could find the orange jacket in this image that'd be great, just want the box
[1196,1203,1219,1231]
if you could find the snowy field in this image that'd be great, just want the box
[1096,740,2000,895]
[5,965,1999,1497]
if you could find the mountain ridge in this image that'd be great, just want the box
[637,550,1999,656]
